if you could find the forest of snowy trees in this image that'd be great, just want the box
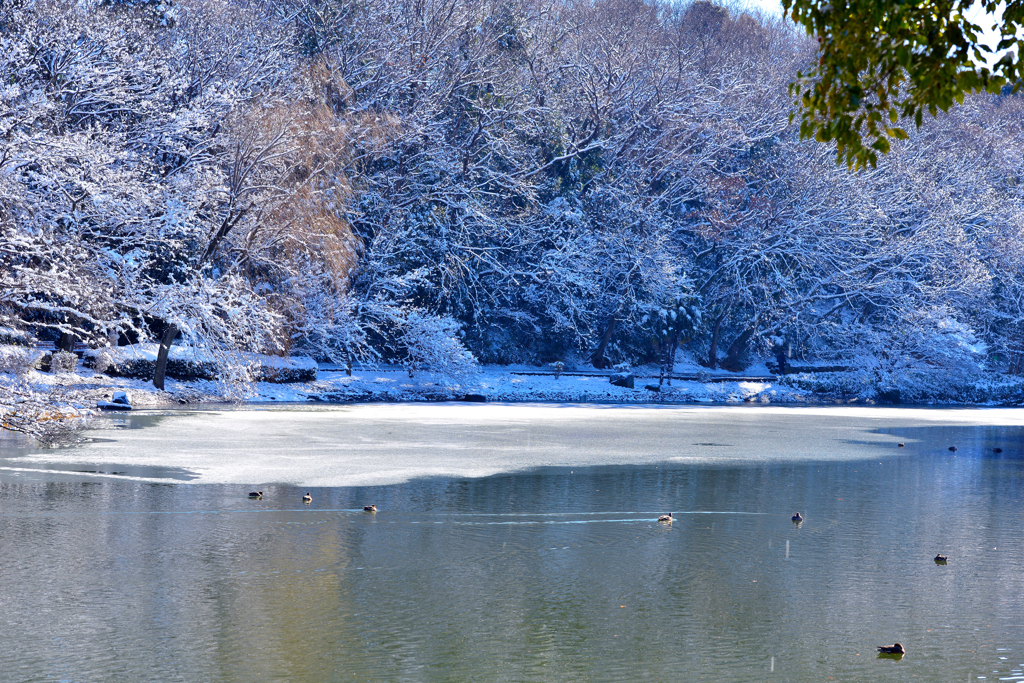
[4,0,1024,400]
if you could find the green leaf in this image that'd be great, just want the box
[787,0,1020,166]
[897,45,911,68]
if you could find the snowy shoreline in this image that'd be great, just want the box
[2,360,809,425]
[7,353,1024,446]
[7,360,1011,413]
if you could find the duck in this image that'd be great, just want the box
[877,643,905,655]
[897,443,905,448]
[948,446,957,452]
[658,513,673,523]
[791,512,803,522]
[302,492,312,503]
[934,554,948,563]
[248,491,263,499]
[993,447,1003,453]
[363,504,377,512]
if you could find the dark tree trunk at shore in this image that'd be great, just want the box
[590,315,618,369]
[720,327,754,372]
[57,331,76,353]
[153,323,179,390]
[705,313,725,369]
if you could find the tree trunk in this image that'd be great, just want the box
[705,313,725,369]
[772,333,787,375]
[658,337,667,387]
[774,348,788,375]
[661,331,680,386]
[590,315,618,369]
[153,323,179,390]
[720,327,754,372]
[57,331,76,353]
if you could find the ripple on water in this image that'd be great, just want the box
[3,409,1024,682]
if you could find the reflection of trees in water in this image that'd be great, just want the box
[3,420,1024,680]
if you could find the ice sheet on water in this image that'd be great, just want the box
[10,404,1024,487]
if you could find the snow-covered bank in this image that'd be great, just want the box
[82,344,318,383]
[2,362,810,413]
[280,365,811,405]
[299,364,1024,406]
[7,347,1024,446]
[6,361,1021,416]
[0,342,806,414]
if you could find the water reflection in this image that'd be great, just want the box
[0,408,1022,681]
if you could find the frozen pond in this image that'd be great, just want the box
[1,404,1023,681]
[6,403,1024,486]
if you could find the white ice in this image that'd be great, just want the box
[8,404,1024,487]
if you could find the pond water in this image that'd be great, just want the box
[1,404,1023,682]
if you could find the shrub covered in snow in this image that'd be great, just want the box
[781,368,1024,404]
[0,328,34,347]
[50,351,78,375]
[399,312,480,385]
[780,371,875,401]
[0,345,41,376]
[89,349,114,375]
